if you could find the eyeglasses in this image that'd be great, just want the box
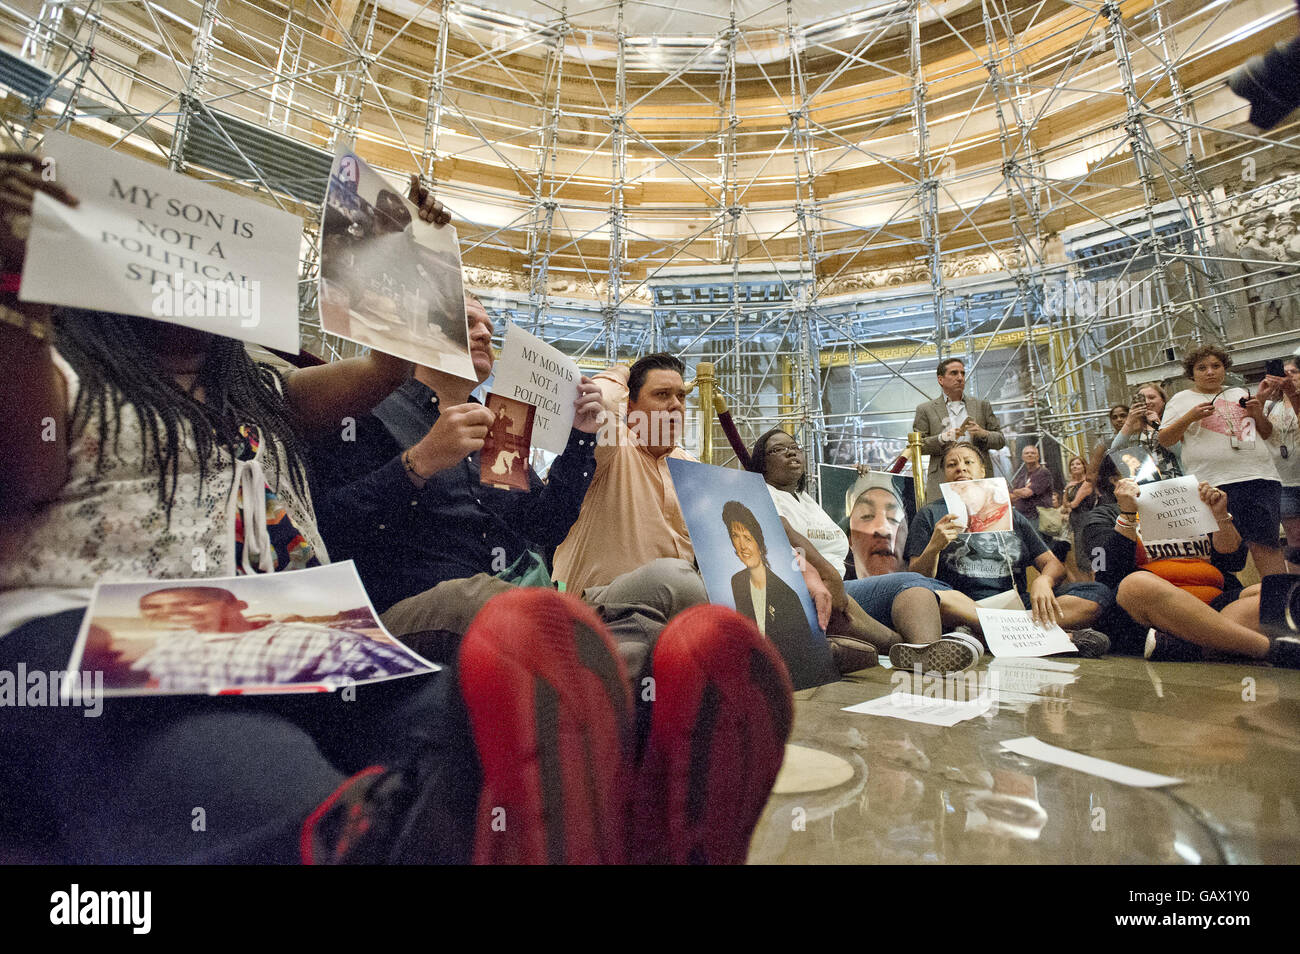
[768,442,803,456]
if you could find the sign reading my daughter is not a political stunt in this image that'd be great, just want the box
[976,608,1077,657]
[21,132,303,351]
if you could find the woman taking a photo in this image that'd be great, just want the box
[1159,344,1286,577]
[1112,381,1181,478]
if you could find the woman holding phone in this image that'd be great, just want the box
[1159,344,1286,578]
[1111,382,1182,478]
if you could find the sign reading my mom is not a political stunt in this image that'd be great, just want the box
[489,321,580,454]
[21,131,303,352]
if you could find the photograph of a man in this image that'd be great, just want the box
[70,564,433,695]
[848,481,910,577]
[817,464,915,577]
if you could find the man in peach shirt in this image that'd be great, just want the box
[555,354,697,599]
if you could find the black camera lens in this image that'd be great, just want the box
[1228,36,1300,131]
[1239,396,1250,408]
[1262,574,1300,637]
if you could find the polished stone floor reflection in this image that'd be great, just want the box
[748,655,1300,864]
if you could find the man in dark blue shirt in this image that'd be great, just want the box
[309,295,708,663]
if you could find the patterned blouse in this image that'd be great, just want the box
[0,352,326,636]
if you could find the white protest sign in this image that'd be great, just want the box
[977,608,1077,657]
[22,132,303,351]
[489,321,579,453]
[1135,476,1219,542]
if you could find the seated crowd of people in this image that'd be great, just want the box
[2,154,1298,866]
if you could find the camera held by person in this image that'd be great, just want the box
[1228,31,1300,131]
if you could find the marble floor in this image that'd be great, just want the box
[748,655,1300,864]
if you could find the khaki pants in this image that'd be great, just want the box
[381,558,707,683]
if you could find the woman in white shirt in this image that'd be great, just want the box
[1158,344,1285,577]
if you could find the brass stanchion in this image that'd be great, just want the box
[907,430,926,507]
[696,360,715,465]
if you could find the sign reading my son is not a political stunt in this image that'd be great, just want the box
[21,132,303,352]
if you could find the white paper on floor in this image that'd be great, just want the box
[1000,736,1182,788]
[843,690,994,726]
[977,608,1077,657]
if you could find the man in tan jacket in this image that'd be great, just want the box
[913,356,1006,501]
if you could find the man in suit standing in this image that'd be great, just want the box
[913,357,1007,502]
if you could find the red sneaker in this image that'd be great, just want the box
[459,588,633,864]
[629,605,794,864]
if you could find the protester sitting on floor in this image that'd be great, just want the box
[904,442,1113,657]
[1112,382,1182,478]
[1082,454,1300,667]
[0,155,791,865]
[309,286,727,696]
[1159,343,1287,578]
[748,426,981,674]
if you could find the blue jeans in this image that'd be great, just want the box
[843,572,951,625]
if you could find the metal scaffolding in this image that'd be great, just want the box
[0,0,1297,481]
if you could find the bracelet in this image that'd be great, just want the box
[1119,511,1138,516]
[0,301,51,341]
[401,449,427,482]
[1217,513,1234,523]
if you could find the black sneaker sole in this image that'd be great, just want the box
[1069,628,1111,659]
